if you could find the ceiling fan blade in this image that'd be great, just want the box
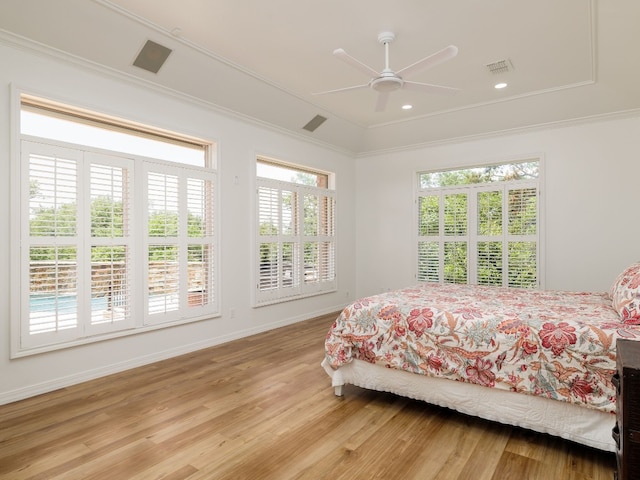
[312,83,370,95]
[403,80,460,95]
[374,92,390,112]
[395,45,458,79]
[333,48,380,78]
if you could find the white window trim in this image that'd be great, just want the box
[10,92,220,358]
[415,159,545,289]
[253,172,337,307]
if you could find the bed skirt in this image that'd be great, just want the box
[321,358,615,452]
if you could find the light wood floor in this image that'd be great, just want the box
[0,313,615,480]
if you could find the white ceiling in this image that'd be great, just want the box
[1,0,639,154]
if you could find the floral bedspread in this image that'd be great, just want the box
[325,284,640,413]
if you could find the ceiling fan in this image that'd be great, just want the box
[314,32,460,112]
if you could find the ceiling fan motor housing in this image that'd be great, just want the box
[377,32,396,44]
[371,75,403,92]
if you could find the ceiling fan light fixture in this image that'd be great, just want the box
[371,76,403,92]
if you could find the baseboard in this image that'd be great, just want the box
[0,304,343,406]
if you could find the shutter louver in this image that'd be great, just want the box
[320,196,335,283]
[258,187,280,236]
[417,195,440,282]
[418,195,439,236]
[507,187,538,288]
[90,245,129,324]
[282,190,295,236]
[444,241,467,284]
[259,242,279,291]
[148,173,179,237]
[186,178,215,308]
[417,241,439,282]
[147,172,180,316]
[508,242,537,288]
[29,246,78,334]
[303,193,319,236]
[90,162,131,328]
[304,242,319,284]
[478,191,502,235]
[508,188,537,235]
[258,186,282,293]
[29,154,77,237]
[27,149,79,339]
[148,244,179,314]
[320,241,335,282]
[477,242,503,286]
[477,190,503,286]
[443,193,468,284]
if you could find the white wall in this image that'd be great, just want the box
[355,115,640,298]
[3,36,639,405]
[0,41,356,404]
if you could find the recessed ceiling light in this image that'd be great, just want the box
[402,104,413,110]
[494,82,508,89]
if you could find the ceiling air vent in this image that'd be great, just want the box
[133,40,172,74]
[486,59,513,75]
[302,114,327,133]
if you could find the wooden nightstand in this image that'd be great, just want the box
[613,339,640,480]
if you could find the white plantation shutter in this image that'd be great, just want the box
[147,170,180,319]
[303,191,319,285]
[258,185,281,293]
[443,192,468,284]
[21,142,134,349]
[417,195,440,282]
[87,154,133,334]
[257,183,301,302]
[477,189,503,286]
[256,179,335,305]
[320,195,336,282]
[23,142,82,349]
[145,164,217,323]
[186,176,216,310]
[417,179,539,288]
[477,241,503,285]
[506,187,538,288]
[27,245,79,340]
[417,191,469,284]
[417,241,439,282]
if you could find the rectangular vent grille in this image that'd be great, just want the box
[133,40,172,74]
[486,59,512,75]
[302,115,327,133]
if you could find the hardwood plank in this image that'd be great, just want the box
[0,312,616,479]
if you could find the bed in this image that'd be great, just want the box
[322,263,640,452]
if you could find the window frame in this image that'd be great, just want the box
[254,157,337,306]
[11,91,220,357]
[415,159,544,289]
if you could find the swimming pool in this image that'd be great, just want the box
[29,294,109,313]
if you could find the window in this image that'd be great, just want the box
[255,158,336,305]
[13,94,218,355]
[417,160,541,288]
